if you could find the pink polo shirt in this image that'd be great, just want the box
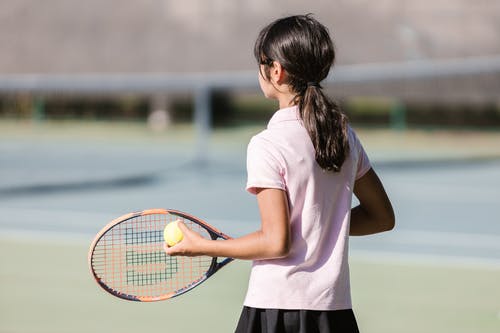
[244,105,371,310]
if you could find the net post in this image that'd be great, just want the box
[32,95,45,123]
[390,99,407,131]
[194,85,212,164]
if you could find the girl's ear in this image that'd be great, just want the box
[270,61,287,85]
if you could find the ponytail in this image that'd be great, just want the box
[299,85,349,172]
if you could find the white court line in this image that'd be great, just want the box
[379,229,500,250]
[351,249,500,271]
[4,208,496,250]
[0,206,118,220]
[2,227,500,271]
[0,228,92,244]
[1,209,499,270]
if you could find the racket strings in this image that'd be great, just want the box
[91,213,213,299]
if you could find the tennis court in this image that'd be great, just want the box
[1,121,499,332]
[1,238,499,333]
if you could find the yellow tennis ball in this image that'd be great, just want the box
[163,220,184,247]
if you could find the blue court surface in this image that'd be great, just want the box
[1,123,499,265]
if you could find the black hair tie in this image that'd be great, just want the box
[307,82,321,88]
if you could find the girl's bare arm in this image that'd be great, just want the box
[164,188,291,260]
[350,168,395,236]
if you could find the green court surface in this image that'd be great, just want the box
[1,238,499,333]
[2,119,500,159]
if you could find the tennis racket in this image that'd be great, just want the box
[88,208,233,302]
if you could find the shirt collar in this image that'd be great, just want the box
[268,105,300,127]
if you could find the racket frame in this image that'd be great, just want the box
[88,208,233,302]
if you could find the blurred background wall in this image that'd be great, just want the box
[1,0,500,128]
[2,0,500,72]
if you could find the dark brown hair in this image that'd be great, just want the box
[254,14,349,172]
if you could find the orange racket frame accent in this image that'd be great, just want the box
[88,208,232,302]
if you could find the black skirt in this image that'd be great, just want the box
[235,306,359,333]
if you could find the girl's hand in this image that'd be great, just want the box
[163,221,207,257]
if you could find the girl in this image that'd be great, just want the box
[165,14,395,333]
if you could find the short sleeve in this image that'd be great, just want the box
[351,129,371,180]
[246,135,286,195]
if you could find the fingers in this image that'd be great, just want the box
[163,242,172,254]
[176,221,190,234]
[162,220,206,257]
[163,240,186,256]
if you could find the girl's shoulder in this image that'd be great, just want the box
[248,130,277,154]
[347,125,363,149]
